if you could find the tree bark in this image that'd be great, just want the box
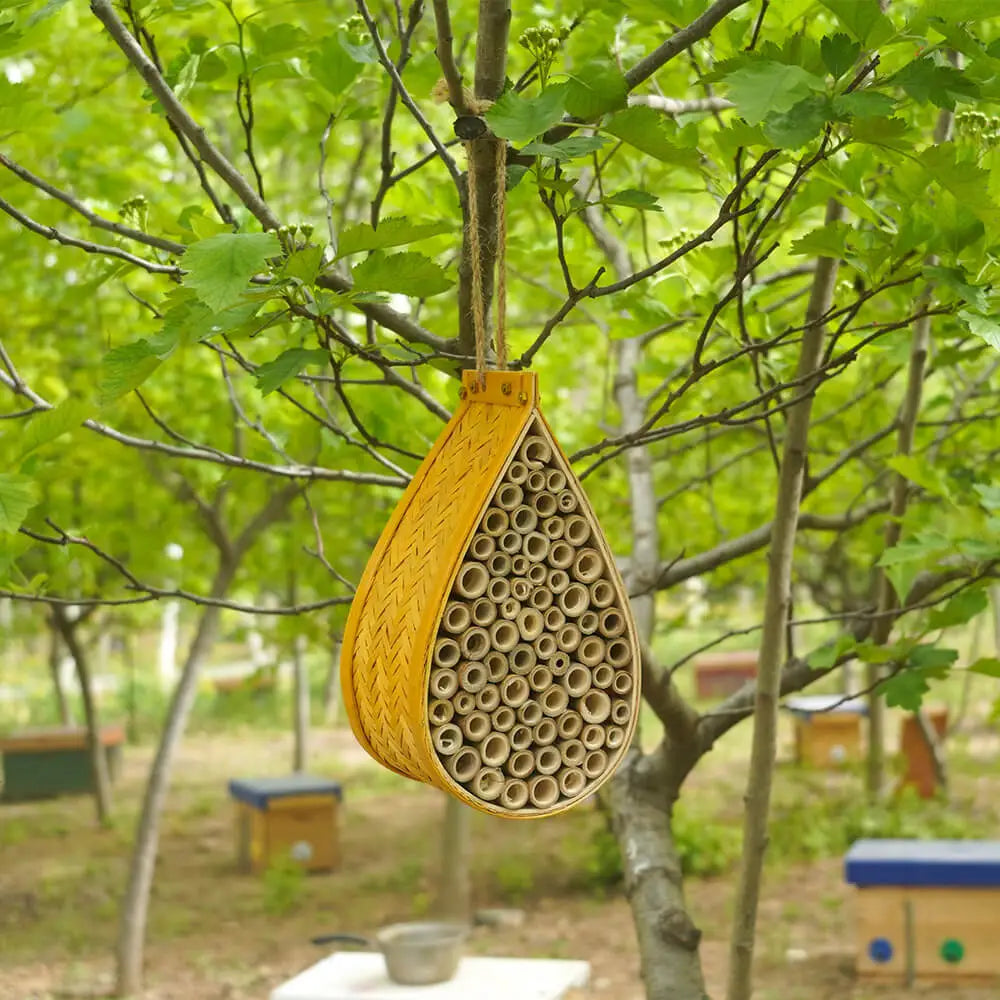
[47,612,74,726]
[725,199,844,1000]
[434,794,471,920]
[323,637,342,725]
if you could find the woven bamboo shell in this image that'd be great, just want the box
[340,370,640,817]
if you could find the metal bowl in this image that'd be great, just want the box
[375,921,467,985]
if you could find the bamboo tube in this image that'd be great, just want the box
[548,541,575,570]
[611,699,631,725]
[599,607,626,638]
[473,767,504,802]
[564,665,590,697]
[453,690,476,715]
[433,637,461,669]
[559,768,587,798]
[612,670,633,696]
[480,732,511,768]
[510,577,531,601]
[523,531,550,563]
[528,586,553,611]
[500,674,530,707]
[458,660,488,693]
[528,665,553,692]
[501,778,529,809]
[460,711,491,742]
[500,597,522,621]
[543,605,565,631]
[505,749,535,779]
[581,724,605,750]
[484,650,508,682]
[578,635,606,667]
[592,663,615,690]
[606,725,625,750]
[490,619,519,652]
[487,551,512,578]
[509,723,533,750]
[511,554,530,576]
[472,597,498,629]
[491,705,516,732]
[527,563,548,587]
[460,628,490,662]
[558,583,589,618]
[431,724,463,756]
[528,775,560,808]
[429,699,454,725]
[525,469,547,493]
[455,562,489,600]
[540,684,569,716]
[557,489,577,514]
[579,610,599,635]
[446,747,480,783]
[429,669,459,699]
[557,711,583,740]
[517,607,545,641]
[534,745,561,775]
[468,533,496,561]
[482,507,509,537]
[517,699,543,726]
[549,650,570,676]
[520,434,552,468]
[583,749,608,780]
[507,459,528,485]
[607,639,632,668]
[559,739,586,769]
[533,718,558,747]
[573,548,604,584]
[487,577,510,604]
[589,580,615,608]
[533,633,557,660]
[509,643,536,675]
[496,483,523,511]
[545,468,567,492]
[547,569,570,594]
[533,491,558,518]
[564,515,590,547]
[476,684,501,712]
[442,601,472,635]
[510,504,538,534]
[498,529,522,554]
[580,690,612,724]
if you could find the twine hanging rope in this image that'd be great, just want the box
[465,137,508,375]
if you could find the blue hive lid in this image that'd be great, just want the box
[228,773,343,809]
[845,838,1000,888]
[784,694,868,718]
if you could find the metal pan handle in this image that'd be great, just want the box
[310,933,374,949]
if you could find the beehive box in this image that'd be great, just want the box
[785,694,867,767]
[693,651,757,698]
[228,775,343,874]
[846,838,1000,983]
[898,707,948,799]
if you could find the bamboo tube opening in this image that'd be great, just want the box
[484,650,508,682]
[611,700,631,724]
[458,660,488,693]
[528,586,553,611]
[447,747,481,783]
[496,483,523,511]
[521,435,552,468]
[547,569,570,594]
[442,601,472,635]
[559,768,586,798]
[491,705,516,732]
[474,767,505,802]
[482,507,509,536]
[581,724,605,750]
[433,637,461,669]
[510,505,538,534]
[560,739,586,768]
[517,699,543,726]
[599,608,626,638]
[579,610,600,635]
[557,490,577,514]
[527,563,548,587]
[573,548,604,584]
[523,532,550,563]
[490,619,519,652]
[606,726,625,750]
[592,663,615,689]
[540,685,569,716]
[557,711,583,739]
[453,690,476,715]
[580,690,612,724]
[500,674,530,707]
[541,515,565,540]
[612,670,633,695]
[545,468,567,492]
[501,778,529,809]
[549,650,570,676]
[472,597,499,628]
[487,577,510,603]
[460,711,491,742]
[507,460,528,485]
[509,643,536,675]
[544,606,566,631]
[589,580,615,608]
[533,718,558,747]
[533,492,558,518]
[500,597,522,621]
[557,624,581,655]
[481,732,511,768]
[506,749,535,779]
[564,515,590,547]
[455,562,489,600]
[487,551,512,578]
[429,699,454,725]
[548,542,575,570]
[558,584,589,618]
[533,633,557,660]
[583,749,608,779]
[607,639,632,668]
[498,529,522,554]
[429,668,459,699]
[564,665,590,697]
[432,724,463,756]
[528,665,553,692]
[509,723,533,750]
[469,533,496,562]
[476,684,501,712]
[510,578,531,601]
[525,469,547,493]
[578,636,606,667]
[535,746,561,775]
[517,608,545,641]
[528,775,559,808]
[460,628,490,662]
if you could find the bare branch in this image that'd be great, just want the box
[431,0,469,113]
[628,95,735,114]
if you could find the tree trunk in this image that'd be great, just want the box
[47,613,74,726]
[434,794,471,921]
[157,599,180,690]
[292,635,309,772]
[725,199,844,1000]
[323,637,342,725]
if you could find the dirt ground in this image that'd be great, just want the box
[1,724,998,1000]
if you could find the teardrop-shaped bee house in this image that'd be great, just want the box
[341,370,640,817]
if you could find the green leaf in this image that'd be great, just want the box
[764,95,832,148]
[908,645,959,671]
[26,0,72,29]
[806,633,857,669]
[563,63,628,120]
[603,188,663,211]
[927,588,988,630]
[603,107,700,167]
[283,246,325,284]
[352,251,453,297]
[485,85,568,144]
[521,136,607,161]
[833,90,896,119]
[99,341,162,405]
[820,33,860,80]
[893,58,979,110]
[336,217,454,258]
[0,473,37,533]
[254,348,329,396]
[882,670,931,711]
[789,220,853,258]
[17,400,89,459]
[968,657,1000,679]
[958,310,1000,350]
[818,0,893,45]
[182,232,281,311]
[888,454,951,499]
[308,35,365,97]
[721,60,826,126]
